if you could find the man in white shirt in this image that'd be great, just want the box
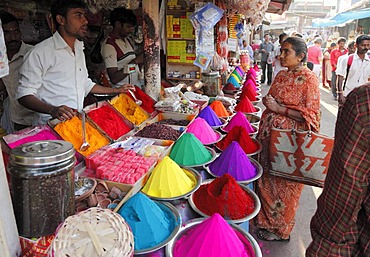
[16,0,133,125]
[336,35,370,106]
[0,11,34,132]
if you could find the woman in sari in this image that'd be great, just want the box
[254,37,321,242]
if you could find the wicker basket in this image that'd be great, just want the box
[49,207,134,257]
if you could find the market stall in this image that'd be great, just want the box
[0,0,276,256]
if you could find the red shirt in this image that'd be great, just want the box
[330,48,348,71]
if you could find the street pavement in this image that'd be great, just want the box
[250,82,339,257]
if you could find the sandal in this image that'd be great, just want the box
[256,229,290,243]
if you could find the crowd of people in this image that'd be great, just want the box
[251,32,369,256]
[0,1,369,256]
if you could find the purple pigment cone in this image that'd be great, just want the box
[223,111,255,133]
[209,141,257,180]
[197,106,222,127]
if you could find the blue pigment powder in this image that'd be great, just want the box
[118,192,177,250]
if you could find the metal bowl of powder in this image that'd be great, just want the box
[141,168,202,205]
[188,179,261,224]
[135,201,182,255]
[165,217,262,257]
[204,157,263,185]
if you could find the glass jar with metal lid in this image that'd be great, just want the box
[7,140,75,237]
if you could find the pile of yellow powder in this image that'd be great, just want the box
[110,94,149,125]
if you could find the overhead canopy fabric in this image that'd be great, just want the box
[312,7,370,28]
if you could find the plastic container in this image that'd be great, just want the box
[8,140,75,237]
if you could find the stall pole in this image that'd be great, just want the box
[142,0,161,101]
[0,151,21,257]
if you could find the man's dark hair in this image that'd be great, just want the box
[337,37,347,44]
[50,0,87,28]
[0,11,18,25]
[330,42,337,48]
[279,33,288,41]
[109,7,137,27]
[355,34,370,45]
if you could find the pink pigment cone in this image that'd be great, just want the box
[197,106,223,127]
[187,117,220,144]
[223,112,255,134]
[173,213,253,257]
[209,141,257,180]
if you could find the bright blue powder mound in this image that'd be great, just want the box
[118,192,177,250]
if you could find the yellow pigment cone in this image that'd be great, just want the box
[142,156,196,198]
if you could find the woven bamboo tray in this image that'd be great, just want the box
[49,207,134,257]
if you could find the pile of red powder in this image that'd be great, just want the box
[87,105,131,140]
[126,86,156,113]
[223,83,236,91]
[215,125,259,154]
[234,97,256,113]
[193,174,255,220]
[240,86,257,101]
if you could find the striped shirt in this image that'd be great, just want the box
[306,84,370,257]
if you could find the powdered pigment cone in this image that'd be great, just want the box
[170,133,213,166]
[209,141,257,180]
[187,117,221,144]
[142,156,196,198]
[197,106,222,127]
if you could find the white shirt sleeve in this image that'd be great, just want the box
[101,43,118,69]
[16,49,43,99]
[335,55,348,77]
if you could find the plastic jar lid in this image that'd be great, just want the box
[9,140,75,166]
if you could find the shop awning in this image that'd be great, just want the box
[312,7,370,27]
[267,0,293,15]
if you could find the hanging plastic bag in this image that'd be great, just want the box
[189,3,224,31]
[0,21,9,78]
[194,51,212,70]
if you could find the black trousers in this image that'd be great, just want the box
[261,61,273,85]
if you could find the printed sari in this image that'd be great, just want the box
[254,66,321,239]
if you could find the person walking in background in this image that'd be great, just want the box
[240,39,254,64]
[322,42,336,89]
[259,34,274,85]
[254,37,321,242]
[336,35,370,106]
[330,37,348,100]
[272,32,288,82]
[306,83,369,257]
[0,11,34,132]
[307,37,323,79]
